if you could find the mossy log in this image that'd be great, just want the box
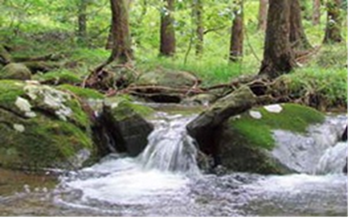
[187,86,256,162]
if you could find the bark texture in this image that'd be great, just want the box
[324,0,342,43]
[258,0,268,31]
[193,0,204,56]
[259,0,295,79]
[106,0,133,64]
[312,0,321,25]
[160,0,176,56]
[289,0,312,50]
[229,2,244,62]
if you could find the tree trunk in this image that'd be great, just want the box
[160,0,176,56]
[259,0,295,79]
[289,0,312,50]
[193,0,204,56]
[105,21,113,50]
[257,0,268,31]
[229,1,244,62]
[77,0,87,44]
[312,0,321,25]
[324,0,342,43]
[107,0,133,64]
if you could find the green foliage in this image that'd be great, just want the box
[288,65,347,107]
[230,103,325,150]
[0,0,346,110]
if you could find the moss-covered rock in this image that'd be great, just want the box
[136,67,198,88]
[58,84,104,100]
[218,103,325,174]
[0,80,96,170]
[0,63,32,80]
[34,70,82,85]
[105,95,154,119]
[99,95,154,157]
[133,67,200,103]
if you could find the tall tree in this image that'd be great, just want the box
[87,0,133,89]
[229,1,244,62]
[160,0,176,56]
[107,0,133,64]
[257,0,268,31]
[289,0,312,50]
[77,0,87,44]
[324,0,342,43]
[312,0,321,25]
[259,0,295,79]
[193,0,204,56]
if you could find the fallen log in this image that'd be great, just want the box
[187,86,256,161]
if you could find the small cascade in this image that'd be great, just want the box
[138,113,201,175]
[272,114,347,174]
[315,142,348,175]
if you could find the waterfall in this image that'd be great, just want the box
[315,142,348,175]
[138,113,201,175]
[46,113,347,216]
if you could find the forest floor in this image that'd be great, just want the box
[0,20,347,113]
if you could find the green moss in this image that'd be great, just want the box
[0,114,93,169]
[229,103,325,150]
[0,80,26,110]
[107,95,154,120]
[58,84,104,99]
[63,98,91,129]
[34,70,81,85]
[0,81,97,170]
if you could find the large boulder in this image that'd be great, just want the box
[0,63,32,80]
[133,67,200,103]
[0,80,96,170]
[220,104,324,174]
[189,99,324,174]
[98,96,155,157]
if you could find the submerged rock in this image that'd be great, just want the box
[0,80,96,171]
[0,63,32,80]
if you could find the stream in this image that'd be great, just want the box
[0,113,347,216]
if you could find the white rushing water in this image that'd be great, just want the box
[47,113,347,216]
[138,113,201,175]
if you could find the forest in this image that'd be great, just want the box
[0,0,348,216]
